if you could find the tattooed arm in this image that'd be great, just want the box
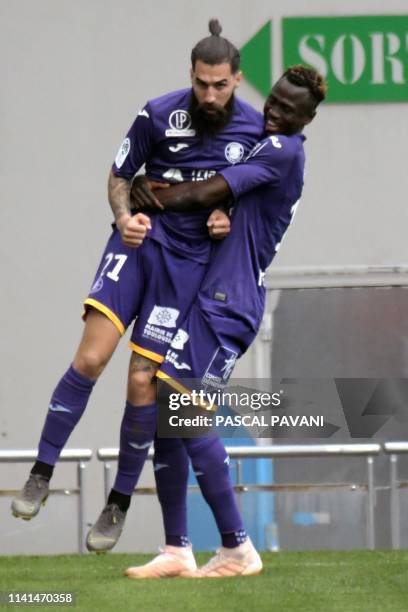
[108,170,151,248]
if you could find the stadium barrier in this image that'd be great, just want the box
[265,264,408,289]
[0,449,92,554]
[384,442,408,549]
[97,443,381,550]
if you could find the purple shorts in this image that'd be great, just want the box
[157,299,262,393]
[84,229,144,335]
[129,241,207,363]
[84,229,207,362]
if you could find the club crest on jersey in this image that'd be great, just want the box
[115,137,130,169]
[147,305,180,329]
[202,346,238,389]
[166,110,196,137]
[225,142,244,164]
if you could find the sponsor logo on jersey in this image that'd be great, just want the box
[270,135,282,148]
[202,346,238,389]
[172,360,191,371]
[147,306,180,329]
[166,350,191,371]
[169,110,191,130]
[221,354,238,380]
[115,137,130,169]
[162,168,184,182]
[169,143,189,153]
[191,169,216,181]
[225,142,244,164]
[49,403,72,413]
[166,109,196,137]
[170,329,189,350]
[258,270,266,287]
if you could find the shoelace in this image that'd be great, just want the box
[201,548,246,572]
[201,549,229,570]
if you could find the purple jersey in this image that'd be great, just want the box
[112,88,264,263]
[198,133,306,332]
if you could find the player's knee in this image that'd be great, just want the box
[127,369,156,405]
[73,349,109,380]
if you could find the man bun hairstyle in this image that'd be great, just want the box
[283,65,328,107]
[191,19,240,73]
[208,18,222,36]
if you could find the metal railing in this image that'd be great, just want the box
[4,443,407,552]
[97,443,381,550]
[384,442,408,549]
[0,449,92,554]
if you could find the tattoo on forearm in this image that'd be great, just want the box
[108,170,131,221]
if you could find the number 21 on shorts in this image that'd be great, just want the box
[100,253,128,282]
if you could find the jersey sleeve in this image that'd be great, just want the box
[219,135,296,199]
[112,103,155,180]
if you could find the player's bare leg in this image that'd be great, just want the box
[73,308,123,379]
[11,309,122,520]
[86,352,159,552]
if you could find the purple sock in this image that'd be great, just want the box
[153,435,190,546]
[113,402,157,495]
[183,435,246,546]
[38,365,96,466]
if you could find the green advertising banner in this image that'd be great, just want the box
[283,16,408,102]
[240,21,272,97]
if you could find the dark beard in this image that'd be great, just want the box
[189,92,235,138]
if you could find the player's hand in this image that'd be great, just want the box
[130,176,169,211]
[207,209,231,240]
[117,212,152,248]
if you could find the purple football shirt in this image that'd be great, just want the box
[112,88,264,263]
[198,133,306,331]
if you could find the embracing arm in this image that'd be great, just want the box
[131,174,232,212]
[157,175,232,211]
